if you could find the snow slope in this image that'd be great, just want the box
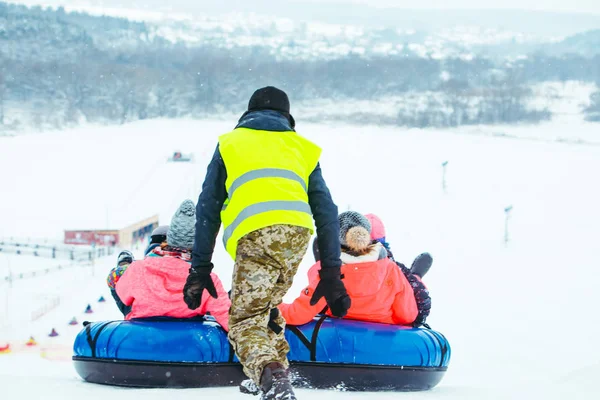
[0,253,79,278]
[1,119,600,399]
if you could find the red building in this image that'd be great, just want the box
[64,230,119,246]
[64,215,159,247]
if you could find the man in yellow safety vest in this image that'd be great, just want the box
[183,86,351,400]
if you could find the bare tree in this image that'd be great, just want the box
[585,90,600,122]
[0,71,5,127]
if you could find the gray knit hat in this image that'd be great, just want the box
[338,211,372,252]
[167,200,196,249]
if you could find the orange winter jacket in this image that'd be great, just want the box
[279,243,418,326]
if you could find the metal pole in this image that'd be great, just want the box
[504,205,513,246]
[442,161,449,193]
[91,243,95,277]
[2,254,11,341]
[3,278,8,339]
[8,257,11,289]
[4,253,12,289]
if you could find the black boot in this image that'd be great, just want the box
[260,362,296,400]
[410,252,433,278]
[239,378,260,396]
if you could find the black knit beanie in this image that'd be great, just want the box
[247,86,295,128]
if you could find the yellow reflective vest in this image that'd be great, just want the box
[218,127,322,259]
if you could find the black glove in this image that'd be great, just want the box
[309,267,351,317]
[269,307,280,321]
[183,266,218,310]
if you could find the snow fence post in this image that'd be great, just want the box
[4,254,12,289]
[89,244,96,277]
[504,205,513,246]
[3,253,12,347]
[442,161,449,193]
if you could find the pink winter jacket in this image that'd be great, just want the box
[115,256,231,331]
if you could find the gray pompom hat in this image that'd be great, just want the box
[167,200,196,249]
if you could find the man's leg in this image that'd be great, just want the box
[268,226,311,364]
[228,226,286,385]
[228,225,310,386]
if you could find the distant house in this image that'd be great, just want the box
[64,215,159,248]
[64,229,119,246]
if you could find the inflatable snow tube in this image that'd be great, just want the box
[73,316,450,391]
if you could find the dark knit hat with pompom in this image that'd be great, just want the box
[338,211,372,252]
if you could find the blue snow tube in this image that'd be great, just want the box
[73,316,450,391]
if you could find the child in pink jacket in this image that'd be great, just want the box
[107,200,231,331]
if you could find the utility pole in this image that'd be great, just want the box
[442,161,449,193]
[504,205,513,246]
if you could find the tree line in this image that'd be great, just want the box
[1,2,599,131]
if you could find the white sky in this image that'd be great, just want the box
[10,0,600,15]
[304,0,600,14]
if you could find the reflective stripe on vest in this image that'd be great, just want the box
[222,200,312,247]
[227,168,307,203]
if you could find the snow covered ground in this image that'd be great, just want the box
[0,253,81,278]
[1,118,599,399]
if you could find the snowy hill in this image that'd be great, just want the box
[543,29,600,57]
[12,0,600,35]
[2,3,600,398]
[1,117,600,399]
[6,1,600,60]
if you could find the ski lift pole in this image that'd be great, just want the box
[2,254,11,340]
[4,253,12,289]
[8,258,11,289]
[91,242,96,277]
[441,161,449,193]
[504,205,513,246]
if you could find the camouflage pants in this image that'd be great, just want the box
[228,224,311,385]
